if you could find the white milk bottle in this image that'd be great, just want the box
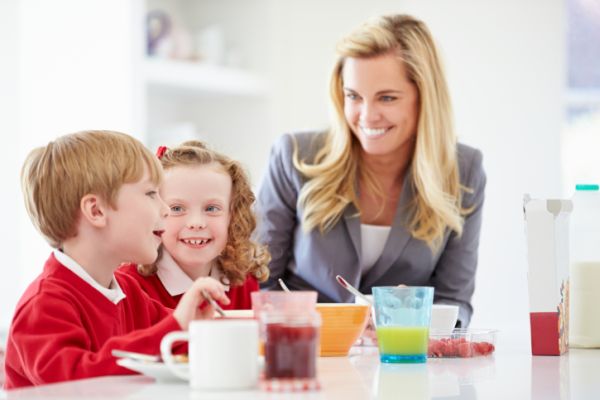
[570,184,600,348]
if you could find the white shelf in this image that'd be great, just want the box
[143,58,267,97]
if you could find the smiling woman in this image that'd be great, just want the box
[256,14,487,328]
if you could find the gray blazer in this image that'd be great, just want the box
[256,132,486,327]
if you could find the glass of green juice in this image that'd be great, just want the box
[372,286,434,364]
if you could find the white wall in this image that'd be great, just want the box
[0,0,22,333]
[0,0,142,331]
[402,0,565,352]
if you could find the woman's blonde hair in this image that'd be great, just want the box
[294,14,470,251]
[139,141,270,285]
[21,130,162,249]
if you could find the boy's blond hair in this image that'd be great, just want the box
[140,141,270,285]
[21,130,163,248]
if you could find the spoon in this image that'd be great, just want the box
[278,278,291,292]
[335,275,373,305]
[112,349,160,363]
[201,289,226,318]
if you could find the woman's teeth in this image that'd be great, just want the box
[362,127,387,137]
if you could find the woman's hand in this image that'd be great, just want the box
[360,313,378,346]
[173,277,230,330]
[358,284,405,345]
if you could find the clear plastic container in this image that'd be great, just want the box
[428,329,497,358]
[570,184,600,347]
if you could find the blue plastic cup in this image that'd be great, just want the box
[372,286,434,363]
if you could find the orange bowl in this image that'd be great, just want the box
[316,303,370,356]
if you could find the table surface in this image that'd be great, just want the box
[2,344,598,400]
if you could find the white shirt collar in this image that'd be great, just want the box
[156,250,230,296]
[53,249,126,305]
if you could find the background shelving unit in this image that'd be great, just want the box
[144,58,267,97]
[140,0,273,183]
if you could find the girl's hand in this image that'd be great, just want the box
[173,277,230,329]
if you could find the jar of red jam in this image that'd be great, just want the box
[253,291,321,391]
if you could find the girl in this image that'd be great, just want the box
[120,141,270,309]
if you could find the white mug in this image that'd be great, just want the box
[430,304,459,334]
[161,319,259,390]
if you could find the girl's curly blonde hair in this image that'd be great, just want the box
[139,140,270,285]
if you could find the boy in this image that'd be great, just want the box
[4,130,229,389]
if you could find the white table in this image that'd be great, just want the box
[2,346,599,399]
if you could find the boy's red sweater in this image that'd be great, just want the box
[117,264,258,310]
[4,253,181,389]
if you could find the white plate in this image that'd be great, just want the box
[116,358,188,382]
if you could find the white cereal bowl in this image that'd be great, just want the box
[430,304,459,334]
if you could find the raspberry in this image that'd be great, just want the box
[427,338,495,358]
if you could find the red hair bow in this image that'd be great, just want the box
[156,146,167,159]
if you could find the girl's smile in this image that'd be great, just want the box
[180,237,212,247]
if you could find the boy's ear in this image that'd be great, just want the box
[80,194,108,228]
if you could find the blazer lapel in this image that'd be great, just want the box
[359,170,414,291]
[342,202,362,288]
